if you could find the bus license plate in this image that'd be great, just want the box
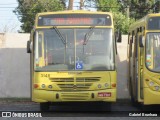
[98,92,111,97]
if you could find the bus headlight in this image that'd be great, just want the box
[154,86,160,91]
[97,84,102,89]
[149,81,154,86]
[48,85,53,89]
[41,84,45,88]
[105,83,109,88]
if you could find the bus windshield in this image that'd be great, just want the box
[146,32,160,72]
[34,28,115,71]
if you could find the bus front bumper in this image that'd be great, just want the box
[32,89,116,103]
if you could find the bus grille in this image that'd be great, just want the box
[61,92,89,101]
[51,77,101,91]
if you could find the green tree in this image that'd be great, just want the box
[119,0,155,19]
[92,0,135,34]
[113,12,135,34]
[96,0,120,12]
[14,0,65,33]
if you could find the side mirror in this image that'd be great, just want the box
[115,30,122,42]
[27,40,32,53]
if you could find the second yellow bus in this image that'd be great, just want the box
[128,13,160,105]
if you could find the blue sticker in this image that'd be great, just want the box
[76,61,83,70]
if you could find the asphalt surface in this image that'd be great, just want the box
[0,99,159,118]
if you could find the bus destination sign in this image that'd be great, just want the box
[38,14,112,26]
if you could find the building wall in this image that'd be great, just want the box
[0,33,129,99]
[116,35,129,99]
[0,33,5,48]
[0,33,30,97]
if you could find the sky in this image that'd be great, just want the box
[0,0,95,33]
[0,0,21,33]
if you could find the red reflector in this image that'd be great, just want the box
[112,83,116,87]
[34,84,39,88]
[98,92,111,97]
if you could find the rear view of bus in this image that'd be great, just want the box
[27,10,121,111]
[128,13,160,105]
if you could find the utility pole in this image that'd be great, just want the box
[80,0,84,10]
[127,5,130,19]
[68,0,74,10]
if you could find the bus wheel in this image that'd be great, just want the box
[100,102,111,111]
[129,77,137,106]
[40,102,50,111]
[128,77,132,96]
[91,102,111,111]
[131,94,137,106]
[130,84,138,106]
[104,102,111,111]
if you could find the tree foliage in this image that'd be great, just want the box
[113,12,135,34]
[119,0,155,19]
[14,0,159,33]
[96,0,120,12]
[93,0,135,34]
[14,0,65,33]
[86,0,160,34]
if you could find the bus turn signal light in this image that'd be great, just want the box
[34,84,39,88]
[112,83,116,88]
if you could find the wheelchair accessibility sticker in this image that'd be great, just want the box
[76,61,83,70]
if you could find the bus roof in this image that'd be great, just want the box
[36,10,113,16]
[129,13,160,32]
[35,10,113,28]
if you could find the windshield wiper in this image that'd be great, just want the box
[83,26,95,45]
[51,26,66,44]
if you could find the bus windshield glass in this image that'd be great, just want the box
[34,28,114,71]
[146,33,160,72]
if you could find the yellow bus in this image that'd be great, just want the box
[128,13,160,105]
[27,10,121,111]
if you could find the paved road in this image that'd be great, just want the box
[0,99,159,118]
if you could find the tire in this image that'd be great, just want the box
[128,77,132,96]
[131,92,137,106]
[141,105,150,111]
[104,102,111,111]
[96,102,111,111]
[86,102,111,111]
[130,79,138,107]
[40,102,50,111]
